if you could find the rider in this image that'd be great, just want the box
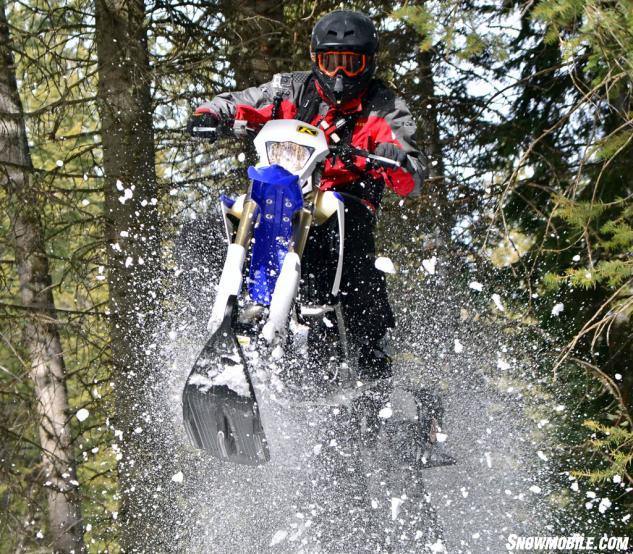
[187,10,427,381]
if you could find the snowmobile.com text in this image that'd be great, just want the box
[506,535,630,551]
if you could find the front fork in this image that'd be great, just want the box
[210,189,319,339]
[207,196,259,333]
[261,195,318,344]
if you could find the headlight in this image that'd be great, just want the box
[266,141,314,173]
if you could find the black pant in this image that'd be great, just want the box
[301,196,395,378]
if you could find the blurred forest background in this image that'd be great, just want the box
[0,0,631,552]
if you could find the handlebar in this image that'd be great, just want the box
[191,126,401,170]
[329,145,401,169]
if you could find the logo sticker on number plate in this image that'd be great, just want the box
[297,125,318,136]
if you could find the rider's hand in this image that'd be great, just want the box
[187,107,219,140]
[374,142,409,167]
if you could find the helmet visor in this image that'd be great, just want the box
[317,51,367,78]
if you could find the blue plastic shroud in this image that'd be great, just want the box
[247,165,303,305]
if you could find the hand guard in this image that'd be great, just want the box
[187,108,219,140]
[374,143,409,168]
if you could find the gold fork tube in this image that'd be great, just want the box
[290,208,314,257]
[234,199,259,247]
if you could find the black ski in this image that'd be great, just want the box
[182,296,270,465]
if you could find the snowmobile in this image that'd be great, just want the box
[181,118,454,471]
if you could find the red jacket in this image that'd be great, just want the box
[197,71,427,199]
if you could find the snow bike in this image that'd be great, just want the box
[181,118,454,472]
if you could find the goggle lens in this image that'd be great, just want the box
[317,51,367,77]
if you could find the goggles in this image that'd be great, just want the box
[314,51,367,78]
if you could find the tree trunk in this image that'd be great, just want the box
[95,0,161,548]
[0,4,84,552]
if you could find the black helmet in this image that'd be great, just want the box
[310,10,378,105]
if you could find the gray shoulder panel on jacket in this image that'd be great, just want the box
[368,83,427,197]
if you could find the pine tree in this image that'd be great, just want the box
[0,2,84,550]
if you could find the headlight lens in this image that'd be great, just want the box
[266,141,314,173]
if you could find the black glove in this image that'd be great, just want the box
[373,142,409,167]
[187,108,219,140]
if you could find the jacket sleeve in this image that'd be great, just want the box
[372,96,427,198]
[196,76,299,137]
[196,81,274,136]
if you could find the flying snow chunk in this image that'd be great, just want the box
[422,256,437,275]
[491,293,505,312]
[484,452,492,468]
[572,254,580,262]
[469,281,483,292]
[171,471,184,484]
[529,485,542,494]
[429,539,447,553]
[271,345,284,360]
[454,339,464,353]
[76,408,89,422]
[36,530,44,539]
[237,152,246,163]
[436,432,448,443]
[497,358,511,371]
[116,179,124,191]
[378,407,393,419]
[551,302,564,316]
[615,373,622,381]
[119,188,133,204]
[537,450,548,461]
[391,497,404,520]
[598,497,611,514]
[613,475,622,484]
[375,256,396,274]
[56,160,64,167]
[270,530,288,546]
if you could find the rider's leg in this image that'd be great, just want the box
[336,198,395,380]
[299,197,396,381]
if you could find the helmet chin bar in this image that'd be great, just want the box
[313,64,374,106]
[333,74,344,105]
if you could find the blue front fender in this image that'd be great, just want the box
[247,165,304,305]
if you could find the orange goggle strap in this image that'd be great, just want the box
[312,51,368,78]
